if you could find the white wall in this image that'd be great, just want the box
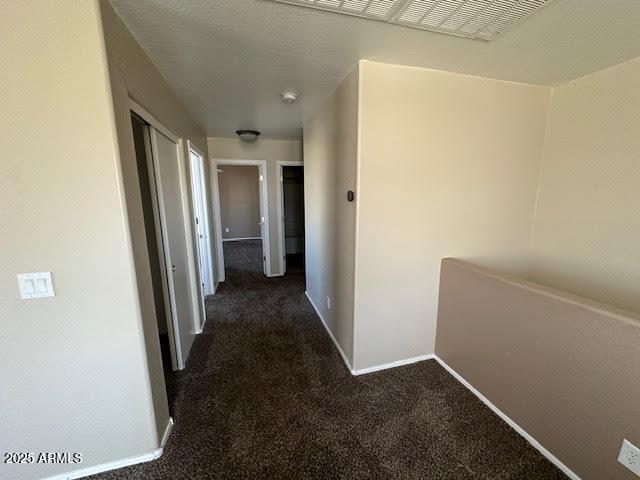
[352,61,551,371]
[0,1,159,478]
[208,137,302,275]
[302,57,640,376]
[530,56,640,314]
[303,67,360,366]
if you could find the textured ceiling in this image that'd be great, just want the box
[109,0,640,140]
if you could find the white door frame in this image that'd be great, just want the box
[187,140,216,333]
[276,161,304,275]
[130,98,204,369]
[136,117,180,371]
[212,158,272,279]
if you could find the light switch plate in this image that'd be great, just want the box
[17,272,55,299]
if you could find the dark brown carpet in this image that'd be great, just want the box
[90,240,567,479]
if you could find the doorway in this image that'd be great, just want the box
[212,159,271,280]
[131,113,173,370]
[130,105,201,375]
[276,161,305,275]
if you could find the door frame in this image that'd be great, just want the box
[130,98,204,370]
[134,116,180,371]
[276,161,304,275]
[187,141,215,331]
[212,158,272,279]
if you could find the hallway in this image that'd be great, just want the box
[90,241,565,479]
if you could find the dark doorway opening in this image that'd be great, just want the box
[282,165,305,274]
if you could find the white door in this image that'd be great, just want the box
[188,148,214,297]
[150,128,195,369]
[258,170,267,275]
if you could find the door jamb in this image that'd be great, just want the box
[276,161,304,276]
[212,158,272,279]
[130,99,179,143]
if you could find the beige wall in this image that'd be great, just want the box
[353,60,550,371]
[436,258,640,480]
[218,165,261,239]
[100,0,211,444]
[303,67,360,366]
[0,1,159,478]
[208,137,302,275]
[529,56,640,314]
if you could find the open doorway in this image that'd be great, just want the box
[212,159,271,280]
[276,161,305,275]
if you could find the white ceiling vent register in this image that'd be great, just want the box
[268,0,553,41]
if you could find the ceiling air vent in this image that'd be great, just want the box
[268,0,553,41]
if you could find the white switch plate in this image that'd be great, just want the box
[619,439,640,477]
[326,296,331,310]
[225,227,230,233]
[17,272,55,299]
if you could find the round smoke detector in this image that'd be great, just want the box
[281,91,298,104]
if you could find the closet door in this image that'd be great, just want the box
[150,128,195,369]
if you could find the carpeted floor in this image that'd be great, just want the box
[90,239,566,479]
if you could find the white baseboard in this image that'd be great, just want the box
[352,354,435,376]
[305,291,353,373]
[44,418,173,480]
[222,237,261,242]
[304,292,434,377]
[43,451,162,480]
[196,309,208,334]
[433,355,581,480]
[267,272,284,278]
[160,416,174,448]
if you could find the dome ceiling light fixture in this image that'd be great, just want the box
[281,91,298,104]
[235,130,261,142]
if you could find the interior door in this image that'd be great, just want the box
[150,128,195,369]
[188,149,214,297]
[258,168,267,275]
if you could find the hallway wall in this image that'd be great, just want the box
[303,66,360,367]
[353,60,550,371]
[0,1,159,478]
[208,137,302,276]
